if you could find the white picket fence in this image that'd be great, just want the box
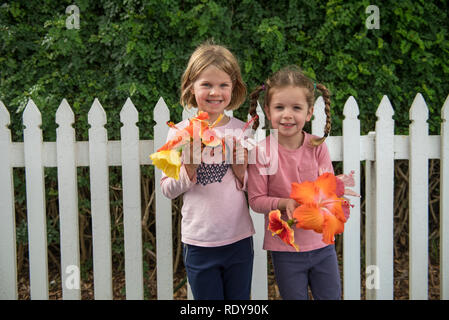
[1,93,448,300]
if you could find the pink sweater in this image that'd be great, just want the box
[248,132,333,252]
[160,117,255,247]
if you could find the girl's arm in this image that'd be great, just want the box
[160,164,196,199]
[247,148,282,214]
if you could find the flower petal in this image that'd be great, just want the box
[315,172,337,197]
[268,210,299,251]
[268,210,284,235]
[157,134,184,152]
[278,226,299,252]
[201,128,222,147]
[335,177,345,197]
[336,170,355,187]
[321,213,345,244]
[293,203,324,233]
[150,150,181,180]
[342,203,350,220]
[344,188,360,198]
[196,111,210,121]
[290,181,317,204]
[321,194,347,223]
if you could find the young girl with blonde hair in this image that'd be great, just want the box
[160,42,255,300]
[248,65,341,300]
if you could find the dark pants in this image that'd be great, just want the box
[271,245,341,300]
[182,237,254,300]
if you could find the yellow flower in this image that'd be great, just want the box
[150,150,181,180]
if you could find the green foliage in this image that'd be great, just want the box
[1,0,448,139]
[2,0,448,276]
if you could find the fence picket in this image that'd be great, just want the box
[0,101,18,300]
[440,95,449,300]
[180,109,193,300]
[342,96,361,300]
[409,93,429,299]
[2,93,449,300]
[154,97,173,299]
[312,96,325,137]
[56,99,81,300]
[23,99,49,300]
[373,96,395,299]
[88,98,113,299]
[250,102,268,300]
[365,131,377,300]
[120,98,144,299]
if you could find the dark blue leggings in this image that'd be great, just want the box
[271,245,341,300]
[182,237,254,300]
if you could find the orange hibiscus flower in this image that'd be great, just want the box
[291,172,348,245]
[268,210,299,251]
[151,112,259,179]
[157,111,223,152]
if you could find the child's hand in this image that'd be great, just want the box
[277,198,299,220]
[285,199,299,220]
[230,136,248,184]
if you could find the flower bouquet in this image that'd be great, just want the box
[150,112,258,180]
[150,111,224,180]
[268,171,360,251]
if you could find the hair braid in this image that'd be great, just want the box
[248,85,264,130]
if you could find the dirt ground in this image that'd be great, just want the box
[16,251,441,300]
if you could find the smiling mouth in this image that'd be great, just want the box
[280,123,295,127]
[206,100,223,105]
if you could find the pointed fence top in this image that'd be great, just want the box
[343,96,359,120]
[120,98,138,124]
[154,97,170,126]
[88,98,106,126]
[441,94,449,121]
[314,96,325,115]
[409,93,428,121]
[56,99,74,126]
[0,100,10,127]
[312,96,326,137]
[376,95,394,119]
[23,99,42,127]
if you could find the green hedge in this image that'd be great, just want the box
[1,0,448,141]
[1,0,448,282]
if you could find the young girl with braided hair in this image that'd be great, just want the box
[247,65,341,300]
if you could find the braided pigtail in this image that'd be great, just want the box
[248,85,264,130]
[310,83,332,146]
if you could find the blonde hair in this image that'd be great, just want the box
[180,42,247,111]
[249,65,331,146]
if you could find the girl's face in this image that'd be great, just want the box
[265,86,313,147]
[191,65,233,123]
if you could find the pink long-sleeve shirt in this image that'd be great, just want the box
[247,132,333,252]
[160,117,255,247]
